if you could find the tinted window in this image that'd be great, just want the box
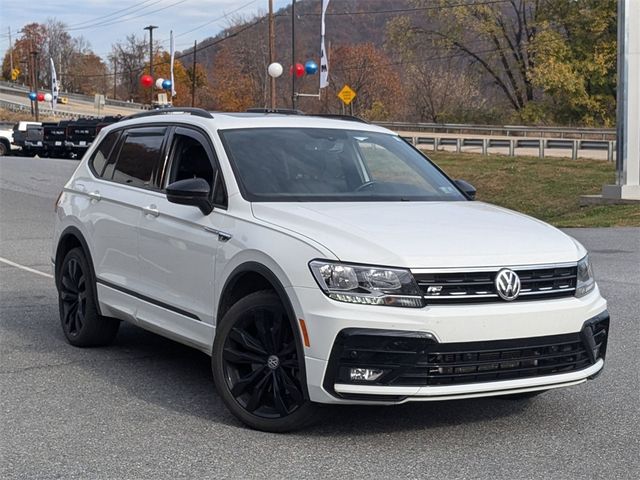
[166,131,227,207]
[167,134,214,189]
[110,129,165,188]
[90,131,119,177]
[220,128,465,202]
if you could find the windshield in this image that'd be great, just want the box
[219,128,466,202]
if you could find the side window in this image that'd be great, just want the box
[110,128,166,189]
[89,131,119,177]
[166,130,227,207]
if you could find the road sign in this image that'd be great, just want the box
[10,68,20,81]
[338,84,356,105]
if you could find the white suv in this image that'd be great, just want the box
[52,108,609,432]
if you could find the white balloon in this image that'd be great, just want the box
[155,78,165,89]
[44,93,53,102]
[268,62,283,78]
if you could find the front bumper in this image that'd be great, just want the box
[290,285,609,404]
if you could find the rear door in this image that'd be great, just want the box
[88,126,167,320]
[135,126,227,350]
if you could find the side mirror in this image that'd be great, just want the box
[454,179,477,200]
[166,178,214,215]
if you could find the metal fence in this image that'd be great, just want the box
[401,135,616,162]
[380,121,616,141]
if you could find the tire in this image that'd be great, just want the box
[212,290,321,432]
[57,247,119,347]
[0,141,8,156]
[498,390,548,400]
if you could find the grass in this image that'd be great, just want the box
[427,151,640,227]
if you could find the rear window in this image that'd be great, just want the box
[90,131,119,177]
[109,128,165,188]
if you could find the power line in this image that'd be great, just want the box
[302,0,510,16]
[66,0,163,28]
[67,0,189,32]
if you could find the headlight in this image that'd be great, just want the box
[309,260,423,308]
[575,254,595,298]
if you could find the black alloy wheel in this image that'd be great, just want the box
[212,290,320,432]
[57,247,119,347]
[60,255,87,338]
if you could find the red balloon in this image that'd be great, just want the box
[290,63,305,78]
[140,74,154,88]
[37,93,45,102]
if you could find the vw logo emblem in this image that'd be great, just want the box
[267,355,280,370]
[495,268,521,301]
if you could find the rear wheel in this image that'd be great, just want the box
[57,247,119,347]
[0,141,8,156]
[212,290,320,432]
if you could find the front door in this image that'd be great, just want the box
[136,126,228,351]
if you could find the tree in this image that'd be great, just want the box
[388,1,547,114]
[327,43,406,121]
[528,0,617,126]
[109,35,147,102]
[2,23,47,85]
[208,45,255,111]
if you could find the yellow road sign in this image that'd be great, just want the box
[11,68,20,81]
[337,84,356,105]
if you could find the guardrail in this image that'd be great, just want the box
[0,81,145,110]
[0,98,98,119]
[402,135,616,161]
[381,121,616,141]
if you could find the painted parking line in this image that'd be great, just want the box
[0,256,54,279]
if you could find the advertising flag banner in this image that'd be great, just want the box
[170,30,176,98]
[50,57,59,111]
[320,0,330,88]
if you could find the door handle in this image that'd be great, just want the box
[203,226,232,242]
[143,205,160,217]
[88,191,101,202]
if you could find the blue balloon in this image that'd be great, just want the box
[304,60,318,75]
[162,79,172,90]
[28,92,37,101]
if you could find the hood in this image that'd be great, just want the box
[251,201,583,268]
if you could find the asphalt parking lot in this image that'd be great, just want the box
[1,156,639,479]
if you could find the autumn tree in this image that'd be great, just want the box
[208,45,255,111]
[326,43,405,121]
[388,0,547,115]
[529,0,617,126]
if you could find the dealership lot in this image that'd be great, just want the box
[1,156,638,479]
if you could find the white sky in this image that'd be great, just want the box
[0,0,290,60]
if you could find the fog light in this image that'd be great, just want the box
[350,368,384,382]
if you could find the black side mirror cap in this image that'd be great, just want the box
[166,178,214,215]
[454,179,477,200]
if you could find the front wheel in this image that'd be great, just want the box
[212,290,320,432]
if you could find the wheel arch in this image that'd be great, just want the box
[216,261,310,399]
[55,225,102,315]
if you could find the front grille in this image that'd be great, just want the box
[325,314,609,395]
[414,265,577,304]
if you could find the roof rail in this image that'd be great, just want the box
[311,113,369,124]
[125,107,213,120]
[246,108,305,115]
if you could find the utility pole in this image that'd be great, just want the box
[8,27,13,79]
[30,46,39,121]
[144,25,158,105]
[291,0,297,110]
[191,40,197,107]
[113,61,117,100]
[269,0,276,109]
